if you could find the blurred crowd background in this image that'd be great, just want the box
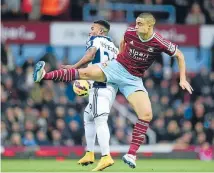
[1,0,214,149]
[1,0,214,24]
[1,55,214,147]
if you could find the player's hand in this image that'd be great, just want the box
[179,79,193,94]
[60,65,74,69]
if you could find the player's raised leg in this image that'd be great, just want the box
[33,61,106,83]
[33,61,106,82]
[33,61,46,82]
[122,91,152,168]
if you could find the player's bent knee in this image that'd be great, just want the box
[79,69,92,80]
[138,110,153,122]
[78,65,106,82]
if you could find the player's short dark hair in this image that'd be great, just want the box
[94,20,110,32]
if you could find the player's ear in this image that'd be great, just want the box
[100,28,104,34]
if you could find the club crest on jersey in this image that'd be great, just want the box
[148,47,154,52]
[101,62,108,68]
[168,43,176,53]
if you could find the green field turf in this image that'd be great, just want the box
[1,159,214,172]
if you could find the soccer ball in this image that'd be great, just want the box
[73,80,91,97]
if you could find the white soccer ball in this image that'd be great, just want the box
[73,80,91,97]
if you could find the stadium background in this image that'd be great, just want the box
[1,0,214,172]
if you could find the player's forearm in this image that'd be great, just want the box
[73,48,96,69]
[175,49,186,81]
[119,39,125,53]
[73,56,93,69]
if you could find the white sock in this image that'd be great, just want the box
[84,111,96,152]
[94,116,110,156]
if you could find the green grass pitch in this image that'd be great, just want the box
[1,159,214,172]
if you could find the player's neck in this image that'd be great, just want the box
[100,34,107,37]
[138,30,154,41]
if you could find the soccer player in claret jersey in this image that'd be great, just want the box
[34,13,193,169]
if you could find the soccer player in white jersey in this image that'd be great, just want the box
[34,20,118,171]
[75,20,118,171]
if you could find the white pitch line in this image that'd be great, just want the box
[1,172,213,173]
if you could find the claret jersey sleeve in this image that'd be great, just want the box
[154,33,178,57]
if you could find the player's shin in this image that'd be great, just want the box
[84,112,96,152]
[128,119,150,156]
[94,116,110,156]
[77,111,96,166]
[43,68,79,82]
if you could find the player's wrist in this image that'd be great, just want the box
[180,77,186,82]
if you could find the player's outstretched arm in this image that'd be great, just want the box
[174,49,193,94]
[61,47,97,69]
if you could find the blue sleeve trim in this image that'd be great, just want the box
[88,35,112,42]
[88,36,97,41]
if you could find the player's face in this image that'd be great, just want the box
[135,17,151,34]
[89,24,102,36]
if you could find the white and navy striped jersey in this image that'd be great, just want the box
[86,35,119,65]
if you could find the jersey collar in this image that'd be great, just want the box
[138,32,155,42]
[103,36,112,42]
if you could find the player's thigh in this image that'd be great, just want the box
[78,65,106,82]
[83,103,93,123]
[90,88,111,119]
[127,91,153,121]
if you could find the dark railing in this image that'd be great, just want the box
[83,3,176,23]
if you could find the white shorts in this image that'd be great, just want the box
[84,83,118,120]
